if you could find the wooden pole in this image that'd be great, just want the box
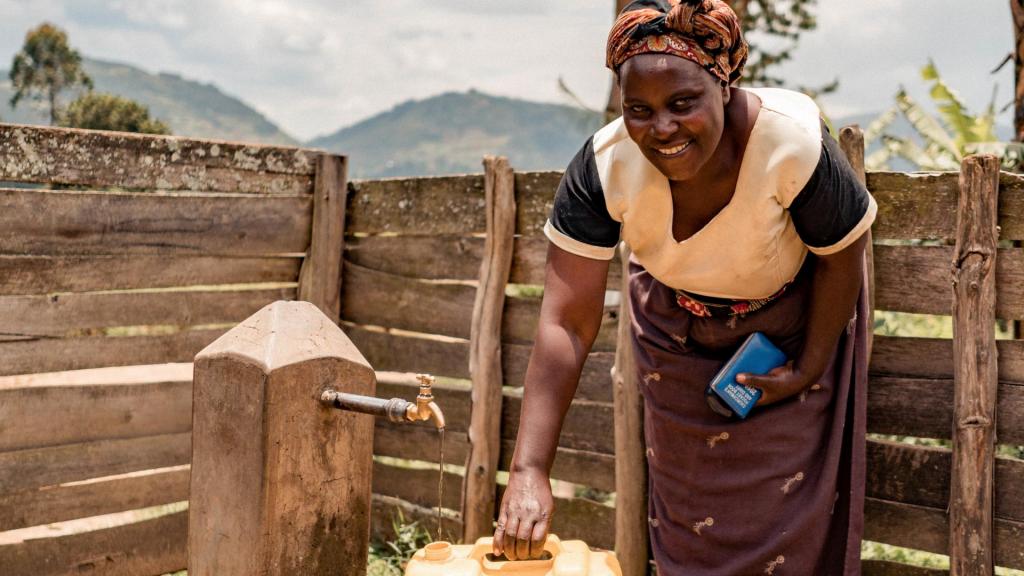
[949,154,1000,576]
[461,156,516,543]
[839,125,875,360]
[298,153,348,323]
[612,243,649,576]
[188,300,377,576]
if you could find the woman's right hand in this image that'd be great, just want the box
[492,467,554,561]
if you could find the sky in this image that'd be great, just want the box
[0,0,1014,141]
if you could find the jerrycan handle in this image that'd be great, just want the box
[480,535,562,573]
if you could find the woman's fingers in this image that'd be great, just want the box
[492,508,509,556]
[530,517,550,559]
[515,520,534,560]
[502,516,521,560]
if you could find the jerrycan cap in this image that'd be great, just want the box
[424,541,453,562]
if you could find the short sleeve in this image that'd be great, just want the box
[544,137,621,260]
[787,126,877,255]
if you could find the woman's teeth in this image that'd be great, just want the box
[656,141,691,156]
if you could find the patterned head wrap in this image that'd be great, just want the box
[606,0,748,85]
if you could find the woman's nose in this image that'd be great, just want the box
[652,112,678,140]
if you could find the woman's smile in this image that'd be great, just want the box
[654,139,692,157]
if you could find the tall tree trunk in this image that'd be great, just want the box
[1013,0,1024,141]
[731,0,750,22]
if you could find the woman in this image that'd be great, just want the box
[493,0,874,574]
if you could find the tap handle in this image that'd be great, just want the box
[415,373,435,399]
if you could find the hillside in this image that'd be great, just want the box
[308,90,603,178]
[0,58,297,145]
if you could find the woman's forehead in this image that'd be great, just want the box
[620,54,712,93]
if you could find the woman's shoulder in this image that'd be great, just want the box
[743,87,822,138]
[741,88,824,204]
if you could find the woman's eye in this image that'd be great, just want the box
[629,105,649,115]
[673,98,692,109]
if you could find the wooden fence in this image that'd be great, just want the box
[0,122,1022,575]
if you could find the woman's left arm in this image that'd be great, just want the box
[738,230,868,405]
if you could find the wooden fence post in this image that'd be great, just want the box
[188,300,377,575]
[839,125,875,359]
[462,156,516,543]
[949,154,1000,575]
[298,153,348,323]
[612,243,649,576]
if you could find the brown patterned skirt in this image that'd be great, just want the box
[629,254,867,575]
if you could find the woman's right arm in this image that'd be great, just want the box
[492,242,611,561]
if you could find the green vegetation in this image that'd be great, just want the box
[368,510,434,576]
[8,22,92,124]
[60,92,170,135]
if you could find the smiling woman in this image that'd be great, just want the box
[496,0,876,574]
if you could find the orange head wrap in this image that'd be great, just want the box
[606,0,748,85]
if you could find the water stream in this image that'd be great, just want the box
[436,426,445,542]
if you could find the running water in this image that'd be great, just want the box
[437,426,445,542]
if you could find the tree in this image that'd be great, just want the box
[59,92,170,135]
[9,22,93,125]
[1012,1,1024,141]
[604,0,826,122]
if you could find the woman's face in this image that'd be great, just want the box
[619,53,729,182]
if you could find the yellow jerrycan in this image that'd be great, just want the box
[404,535,622,576]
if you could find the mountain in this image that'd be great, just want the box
[0,58,297,145]
[307,90,603,179]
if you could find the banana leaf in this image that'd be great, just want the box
[922,60,976,144]
[863,106,898,145]
[882,134,958,171]
[895,88,961,161]
[864,146,892,171]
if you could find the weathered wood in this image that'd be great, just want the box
[341,262,619,350]
[503,344,614,403]
[298,154,347,322]
[840,125,875,359]
[495,484,615,551]
[463,156,516,542]
[868,172,958,240]
[0,188,311,256]
[0,432,191,495]
[863,498,1024,570]
[872,245,1024,319]
[949,154,1000,575]
[0,254,301,296]
[999,170,1024,240]
[871,336,1024,384]
[0,379,192,452]
[867,377,1024,445]
[372,460,462,512]
[0,509,188,576]
[370,494,463,545]
[189,301,377,576]
[0,287,294,338]
[346,172,555,237]
[0,328,224,377]
[372,424,616,492]
[612,243,648,576]
[0,123,315,193]
[861,559,949,576]
[0,466,189,531]
[866,439,1024,523]
[344,234,621,287]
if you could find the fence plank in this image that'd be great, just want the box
[949,154,1000,575]
[0,123,315,193]
[0,467,189,531]
[867,377,1024,445]
[866,439,1024,523]
[0,432,191,495]
[0,380,192,452]
[999,171,1024,240]
[872,245,1024,319]
[870,337,1024,384]
[0,511,187,576]
[0,287,293,338]
[868,172,958,240]
[0,328,223,377]
[462,156,516,542]
[372,461,462,512]
[341,263,618,351]
[297,154,347,322]
[0,254,301,296]
[0,189,311,256]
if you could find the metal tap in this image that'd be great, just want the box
[320,373,446,430]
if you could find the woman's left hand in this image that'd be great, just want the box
[737,361,819,406]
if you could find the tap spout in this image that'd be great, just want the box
[320,390,412,424]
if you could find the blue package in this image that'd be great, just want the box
[705,332,787,419]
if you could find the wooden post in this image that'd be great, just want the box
[461,156,516,543]
[839,125,875,360]
[298,153,348,323]
[612,243,649,576]
[949,154,1000,576]
[189,300,377,576]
